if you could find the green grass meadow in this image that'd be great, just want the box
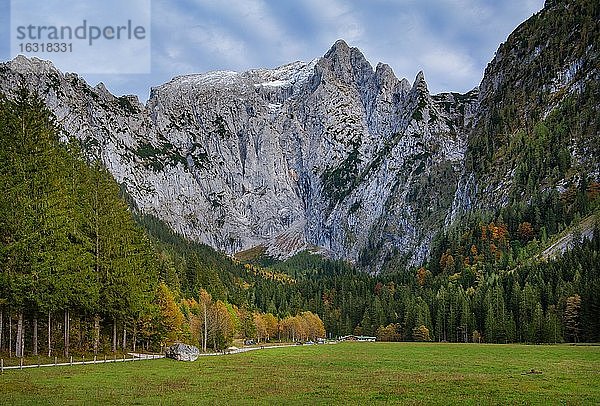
[1,342,599,405]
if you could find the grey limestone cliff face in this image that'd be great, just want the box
[0,40,477,271]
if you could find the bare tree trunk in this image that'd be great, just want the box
[16,312,23,358]
[33,315,38,356]
[47,311,52,357]
[63,311,66,356]
[64,309,70,357]
[93,315,100,355]
[122,324,127,351]
[9,313,12,357]
[112,319,117,352]
[78,318,82,350]
[21,315,25,357]
[203,303,207,352]
[132,323,137,352]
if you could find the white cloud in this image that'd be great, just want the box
[189,24,248,65]
[4,0,546,98]
[299,0,364,45]
[151,0,250,74]
[186,0,305,65]
[420,48,480,89]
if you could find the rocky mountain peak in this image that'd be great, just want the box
[374,63,400,89]
[0,0,596,274]
[411,71,429,94]
[1,40,473,270]
[325,39,351,57]
[9,55,58,75]
[321,39,374,88]
[374,62,393,78]
[0,24,545,271]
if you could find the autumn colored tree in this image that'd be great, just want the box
[281,315,304,341]
[263,313,278,341]
[439,251,455,273]
[376,323,402,341]
[209,300,236,350]
[155,282,184,346]
[254,312,267,343]
[489,222,509,243]
[301,311,325,341]
[181,298,202,348]
[518,222,535,242]
[412,325,431,341]
[279,317,294,342]
[416,267,428,287]
[198,289,212,352]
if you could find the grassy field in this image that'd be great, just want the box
[1,342,599,405]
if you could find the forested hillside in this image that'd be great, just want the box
[0,90,324,357]
[462,0,599,210]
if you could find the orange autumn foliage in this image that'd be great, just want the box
[518,222,535,241]
[488,222,509,242]
[439,250,455,273]
[416,267,428,287]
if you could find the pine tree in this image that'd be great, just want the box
[544,305,562,343]
[564,294,581,343]
[531,303,545,343]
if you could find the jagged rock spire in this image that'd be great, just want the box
[412,71,429,94]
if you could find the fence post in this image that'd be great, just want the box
[1,358,3,374]
[38,357,40,368]
[122,354,125,362]
[70,356,73,366]
[20,358,23,369]
[82,355,85,365]
[94,355,97,364]
[104,355,107,363]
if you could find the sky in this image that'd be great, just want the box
[0,0,545,101]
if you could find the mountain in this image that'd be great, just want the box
[0,42,476,272]
[0,0,598,273]
[451,0,599,219]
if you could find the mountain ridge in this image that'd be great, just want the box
[1,0,598,272]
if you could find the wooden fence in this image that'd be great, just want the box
[1,353,164,373]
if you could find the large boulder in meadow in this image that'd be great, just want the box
[165,343,200,361]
